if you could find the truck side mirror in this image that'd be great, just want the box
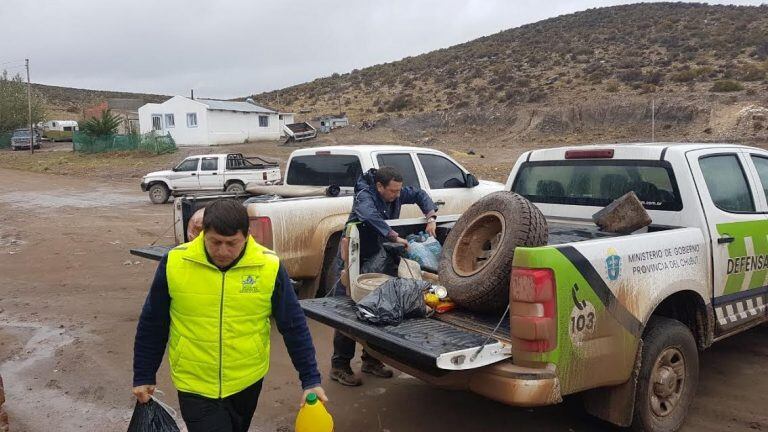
[466,173,479,188]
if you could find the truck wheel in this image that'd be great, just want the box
[631,317,699,432]
[439,192,548,312]
[226,182,245,194]
[148,184,170,204]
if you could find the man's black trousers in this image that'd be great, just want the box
[178,379,263,432]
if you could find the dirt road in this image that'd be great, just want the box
[0,168,766,431]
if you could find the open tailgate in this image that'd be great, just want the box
[300,297,511,373]
[130,245,172,261]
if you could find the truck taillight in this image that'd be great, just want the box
[509,267,557,353]
[249,216,273,249]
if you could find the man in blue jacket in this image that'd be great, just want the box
[330,166,437,386]
[132,198,326,432]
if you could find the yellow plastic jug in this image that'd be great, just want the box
[295,392,334,432]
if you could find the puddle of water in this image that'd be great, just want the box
[0,319,136,430]
[0,237,24,248]
[0,190,143,209]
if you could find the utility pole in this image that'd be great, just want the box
[651,98,655,143]
[26,59,33,154]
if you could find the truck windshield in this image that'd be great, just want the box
[286,155,362,187]
[513,161,682,210]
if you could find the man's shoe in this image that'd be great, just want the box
[330,366,362,386]
[361,360,394,378]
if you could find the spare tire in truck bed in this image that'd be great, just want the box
[439,191,548,312]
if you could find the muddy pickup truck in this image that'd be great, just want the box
[301,143,768,431]
[132,145,505,296]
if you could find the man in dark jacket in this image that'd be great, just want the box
[330,166,437,386]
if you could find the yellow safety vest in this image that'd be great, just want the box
[165,232,279,398]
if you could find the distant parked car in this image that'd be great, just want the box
[10,128,41,151]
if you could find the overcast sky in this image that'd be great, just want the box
[0,1,763,99]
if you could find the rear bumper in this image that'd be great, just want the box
[362,341,562,407]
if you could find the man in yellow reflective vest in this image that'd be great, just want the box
[131,199,327,431]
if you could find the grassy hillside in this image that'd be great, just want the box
[250,2,767,125]
[32,83,169,120]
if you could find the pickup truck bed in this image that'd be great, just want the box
[301,296,510,373]
[297,221,642,371]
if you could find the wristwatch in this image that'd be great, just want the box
[427,216,437,223]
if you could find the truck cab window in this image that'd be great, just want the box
[176,158,199,172]
[514,162,681,210]
[286,155,362,187]
[201,158,218,171]
[418,154,466,189]
[376,154,419,187]
[699,155,754,212]
[750,156,768,200]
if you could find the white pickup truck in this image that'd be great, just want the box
[131,145,505,296]
[140,153,281,204]
[301,143,768,432]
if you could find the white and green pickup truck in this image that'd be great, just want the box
[301,143,768,432]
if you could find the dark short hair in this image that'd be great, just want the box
[374,166,403,187]
[203,199,249,237]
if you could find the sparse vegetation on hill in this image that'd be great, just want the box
[250,3,767,122]
[32,83,168,119]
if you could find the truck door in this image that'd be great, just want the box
[374,152,424,218]
[416,152,475,215]
[198,156,222,190]
[687,148,768,336]
[172,157,201,190]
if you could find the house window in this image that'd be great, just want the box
[151,115,162,131]
[165,114,175,128]
[187,113,198,128]
[259,115,269,127]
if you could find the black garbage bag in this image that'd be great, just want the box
[127,399,180,432]
[356,278,431,326]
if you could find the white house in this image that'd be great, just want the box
[138,95,294,146]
